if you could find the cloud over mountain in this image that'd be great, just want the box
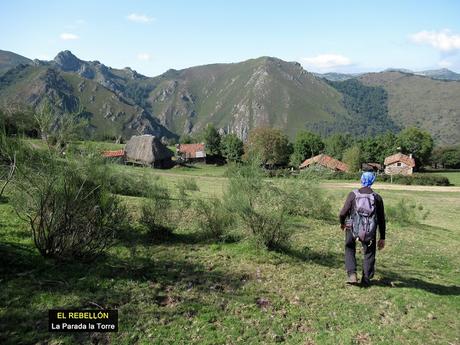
[302,54,352,70]
[410,30,460,52]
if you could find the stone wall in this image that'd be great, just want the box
[384,162,413,175]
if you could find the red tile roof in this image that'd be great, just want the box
[384,153,415,167]
[102,149,125,158]
[177,143,206,158]
[299,154,349,172]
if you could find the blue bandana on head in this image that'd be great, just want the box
[361,172,376,187]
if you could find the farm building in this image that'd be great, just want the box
[362,162,383,173]
[384,153,415,175]
[299,154,349,172]
[124,135,174,168]
[176,143,206,162]
[102,149,125,158]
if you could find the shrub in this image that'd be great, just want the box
[386,199,429,225]
[298,167,450,186]
[107,170,160,197]
[13,157,126,262]
[194,198,234,240]
[224,160,293,249]
[175,178,199,208]
[379,173,450,186]
[283,179,334,220]
[140,183,174,240]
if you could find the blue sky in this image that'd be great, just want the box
[1,0,460,76]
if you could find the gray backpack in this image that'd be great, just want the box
[350,190,378,242]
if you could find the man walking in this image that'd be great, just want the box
[339,171,386,287]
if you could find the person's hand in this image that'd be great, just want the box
[378,239,385,250]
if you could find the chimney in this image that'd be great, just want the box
[409,153,413,159]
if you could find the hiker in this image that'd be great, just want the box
[339,171,386,287]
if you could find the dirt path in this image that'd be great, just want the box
[320,182,460,193]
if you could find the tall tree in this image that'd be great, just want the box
[431,145,460,169]
[179,134,195,144]
[342,145,362,173]
[291,131,324,166]
[374,132,399,164]
[324,133,352,160]
[221,133,244,162]
[398,127,434,167]
[203,124,221,156]
[245,127,291,167]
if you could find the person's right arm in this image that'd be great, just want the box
[339,192,354,228]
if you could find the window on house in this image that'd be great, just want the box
[397,162,401,166]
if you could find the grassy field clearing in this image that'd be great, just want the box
[1,164,459,345]
[424,171,460,186]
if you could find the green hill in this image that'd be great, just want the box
[0,49,32,75]
[359,72,460,145]
[0,64,174,140]
[143,57,351,139]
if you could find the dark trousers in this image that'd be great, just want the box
[345,229,376,280]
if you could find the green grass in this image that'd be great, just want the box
[1,166,459,345]
[424,171,460,186]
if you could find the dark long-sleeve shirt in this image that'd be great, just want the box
[339,186,386,240]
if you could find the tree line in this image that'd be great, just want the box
[1,104,458,170]
[189,124,455,171]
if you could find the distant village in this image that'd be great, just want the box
[103,134,417,176]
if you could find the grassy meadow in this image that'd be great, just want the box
[1,161,459,345]
[424,171,460,186]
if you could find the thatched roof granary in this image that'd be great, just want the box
[125,135,173,168]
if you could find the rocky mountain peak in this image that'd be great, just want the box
[53,50,82,71]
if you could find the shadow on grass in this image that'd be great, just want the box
[0,241,246,345]
[275,244,343,269]
[117,225,240,248]
[372,271,460,296]
[276,243,460,296]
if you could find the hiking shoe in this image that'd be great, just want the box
[346,273,358,284]
[361,277,371,288]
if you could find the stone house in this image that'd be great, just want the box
[384,153,415,175]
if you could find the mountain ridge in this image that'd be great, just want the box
[0,49,459,144]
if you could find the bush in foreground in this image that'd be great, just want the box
[225,160,293,249]
[283,178,334,221]
[386,199,428,226]
[13,157,126,262]
[194,198,234,241]
[140,183,174,240]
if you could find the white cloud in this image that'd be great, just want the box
[410,30,460,52]
[60,33,79,40]
[301,54,352,69]
[137,53,151,61]
[127,13,154,23]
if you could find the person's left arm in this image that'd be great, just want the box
[339,192,354,229]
